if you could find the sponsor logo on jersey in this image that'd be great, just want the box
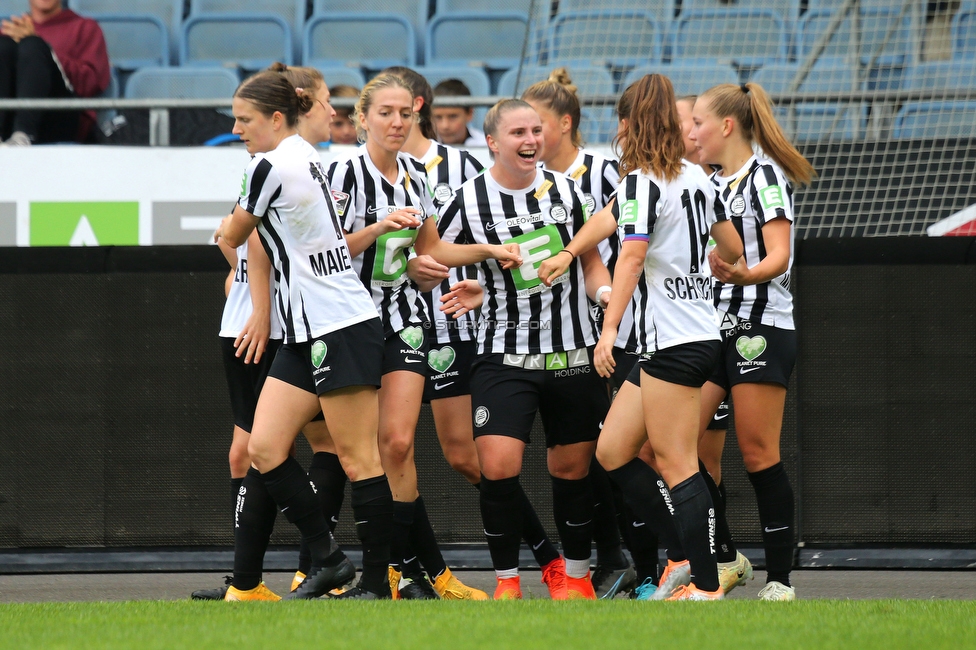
[730,195,747,216]
[759,185,786,210]
[735,335,766,361]
[503,212,544,230]
[474,406,490,428]
[311,340,328,368]
[399,326,425,351]
[570,164,587,181]
[533,179,554,199]
[240,173,248,197]
[619,199,640,225]
[432,183,454,205]
[331,190,350,217]
[549,203,569,224]
[583,193,597,215]
[427,346,456,373]
[424,155,444,173]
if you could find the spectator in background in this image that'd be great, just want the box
[328,84,360,145]
[0,0,109,145]
[432,78,486,147]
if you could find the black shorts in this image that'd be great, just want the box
[608,346,639,398]
[708,316,796,391]
[423,340,476,402]
[637,340,720,388]
[382,325,430,376]
[269,318,384,396]
[221,337,282,432]
[469,349,610,448]
[707,398,731,431]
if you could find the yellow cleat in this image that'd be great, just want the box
[565,572,597,600]
[493,576,522,600]
[718,551,754,594]
[290,571,306,593]
[224,582,281,601]
[432,567,489,600]
[388,566,402,601]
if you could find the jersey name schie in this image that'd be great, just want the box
[239,134,378,344]
[615,161,722,353]
[329,146,435,337]
[416,141,484,345]
[711,155,795,329]
[439,169,598,355]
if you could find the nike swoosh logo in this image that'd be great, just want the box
[355,520,368,525]
[532,540,545,550]
[598,421,604,430]
[330,516,339,523]
[764,525,789,533]
[484,222,498,231]
[565,520,592,527]
[403,556,417,565]
[281,507,289,512]
[366,206,385,215]
[740,366,762,374]
[434,382,454,390]
[315,378,328,385]
[405,358,422,363]
[484,530,505,537]
[632,521,645,528]
[713,413,728,420]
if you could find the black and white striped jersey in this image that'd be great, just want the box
[415,141,484,345]
[219,239,283,340]
[710,155,795,329]
[614,161,721,353]
[328,145,436,338]
[438,168,598,355]
[238,134,378,344]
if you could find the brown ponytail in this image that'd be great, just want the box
[701,82,816,186]
[235,69,308,127]
[612,74,684,181]
[521,67,583,148]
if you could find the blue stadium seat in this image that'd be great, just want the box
[426,13,529,72]
[680,0,800,24]
[71,0,183,63]
[557,0,674,29]
[314,67,366,91]
[123,66,240,99]
[671,9,788,69]
[622,62,739,96]
[0,0,25,16]
[180,14,294,71]
[434,0,549,64]
[497,65,616,143]
[902,59,976,90]
[545,11,663,68]
[951,7,976,60]
[89,13,168,71]
[749,61,864,141]
[417,66,491,135]
[893,101,976,138]
[312,0,429,63]
[304,14,416,72]
[189,0,305,62]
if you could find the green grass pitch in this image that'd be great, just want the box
[1,600,974,649]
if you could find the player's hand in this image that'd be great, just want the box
[407,254,450,283]
[593,329,617,379]
[378,207,422,234]
[493,243,522,270]
[709,249,749,284]
[1,14,34,41]
[598,288,612,309]
[212,213,233,243]
[538,249,572,286]
[440,279,483,318]
[235,308,271,364]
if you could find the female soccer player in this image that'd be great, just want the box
[327,73,514,600]
[521,68,646,599]
[213,70,393,601]
[438,99,613,600]
[690,82,815,601]
[539,74,743,600]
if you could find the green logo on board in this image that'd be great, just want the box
[30,202,139,246]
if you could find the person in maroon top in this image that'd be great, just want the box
[0,0,110,145]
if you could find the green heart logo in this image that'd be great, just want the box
[735,336,766,361]
[311,340,327,368]
[428,346,456,373]
[399,326,424,350]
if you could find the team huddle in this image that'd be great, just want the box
[196,60,814,603]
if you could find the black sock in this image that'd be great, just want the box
[669,473,719,592]
[391,500,416,575]
[606,458,686,563]
[308,452,347,533]
[589,459,627,568]
[748,462,794,587]
[232,468,277,591]
[616,493,660,584]
[480,475,523,572]
[259,456,340,566]
[518,484,560,567]
[350,475,393,596]
[551,475,594,565]
[231,476,244,510]
[699,460,737,563]
[410,496,447,580]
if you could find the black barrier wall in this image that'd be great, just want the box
[0,240,974,551]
